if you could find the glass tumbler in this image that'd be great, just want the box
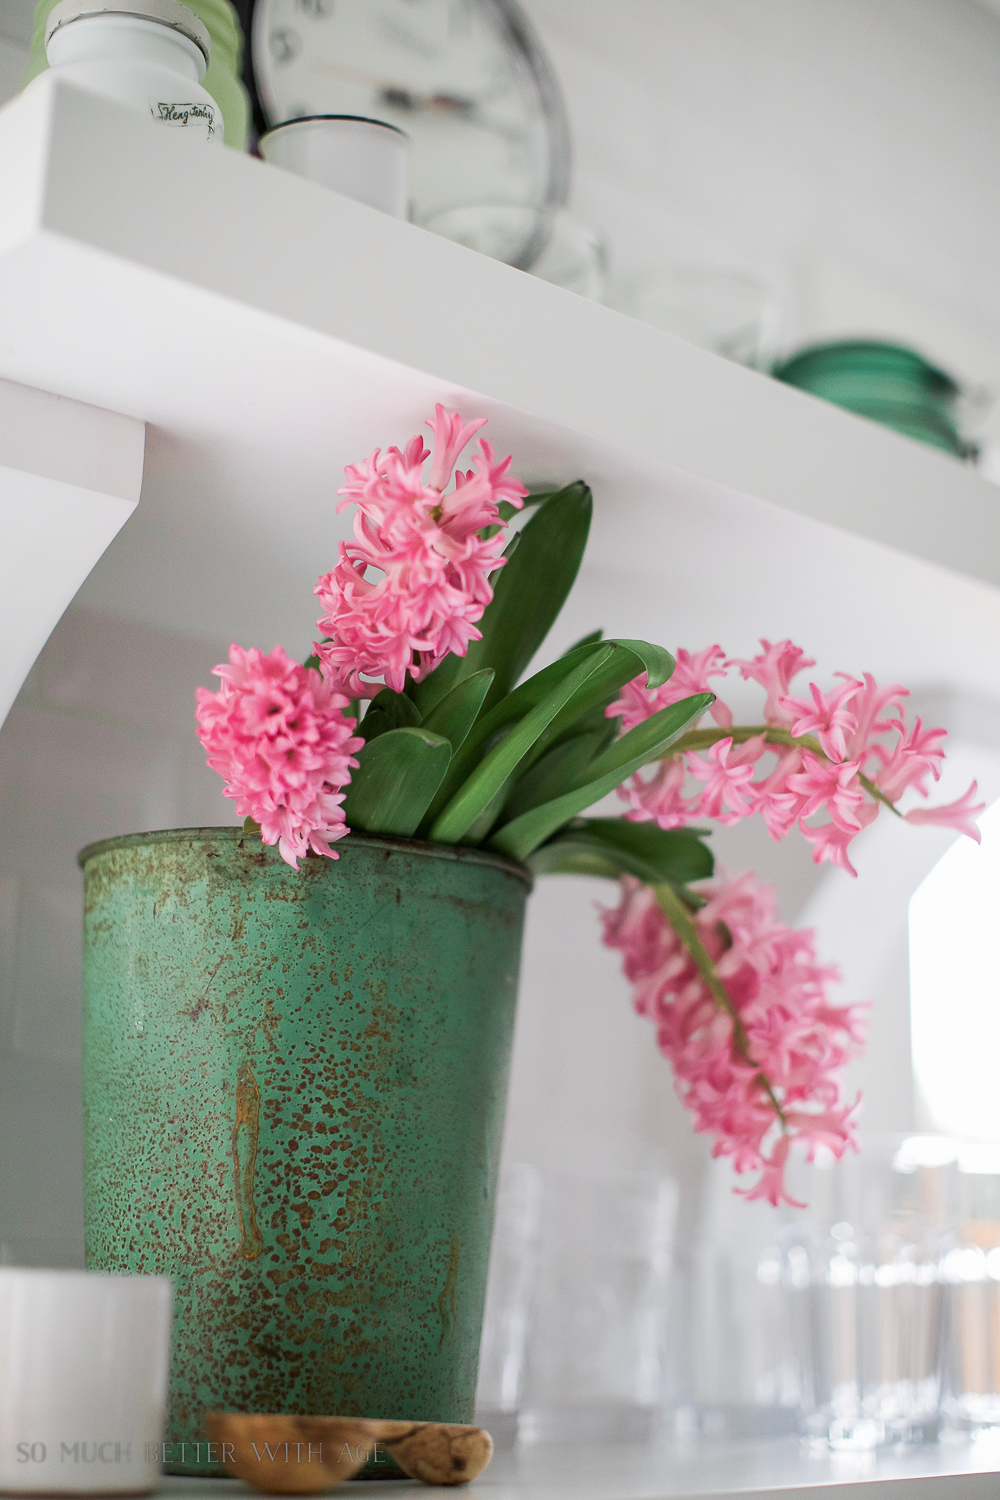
[785,1138,954,1449]
[475,1163,542,1447]
[422,205,609,301]
[520,1170,678,1444]
[941,1145,1000,1435]
[616,266,780,369]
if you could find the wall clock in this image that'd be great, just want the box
[245,0,571,233]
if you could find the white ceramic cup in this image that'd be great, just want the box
[0,1268,173,1494]
[259,115,410,217]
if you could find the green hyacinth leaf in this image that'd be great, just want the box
[419,669,494,753]
[501,727,612,822]
[527,819,714,884]
[606,639,675,692]
[527,637,674,758]
[429,645,616,845]
[451,481,593,714]
[342,727,452,837]
[418,640,609,831]
[456,772,518,846]
[522,847,624,880]
[489,693,713,861]
[562,629,604,655]
[465,638,670,777]
[356,687,422,745]
[563,692,713,791]
[541,698,616,751]
[496,488,560,524]
[407,653,463,718]
[422,637,675,836]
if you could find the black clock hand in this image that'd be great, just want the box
[308,54,474,112]
[308,57,528,143]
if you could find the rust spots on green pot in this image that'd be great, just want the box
[437,1235,460,1351]
[232,1060,263,1261]
[78,828,530,1477]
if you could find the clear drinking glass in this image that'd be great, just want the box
[421,205,609,301]
[527,213,609,302]
[677,1235,799,1439]
[785,1137,954,1449]
[941,1145,1000,1435]
[519,1170,678,1444]
[420,203,545,269]
[786,1218,883,1450]
[475,1163,543,1447]
[615,266,780,370]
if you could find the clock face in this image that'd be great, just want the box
[251,0,570,224]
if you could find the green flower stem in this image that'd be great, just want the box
[652,882,787,1128]
[669,724,902,817]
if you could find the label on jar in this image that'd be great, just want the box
[153,101,218,139]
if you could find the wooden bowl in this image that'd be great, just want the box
[205,1412,493,1491]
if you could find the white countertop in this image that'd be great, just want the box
[159,1434,1000,1500]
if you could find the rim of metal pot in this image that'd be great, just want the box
[77,825,534,887]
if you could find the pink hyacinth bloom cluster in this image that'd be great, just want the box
[601,873,867,1206]
[610,639,984,876]
[196,645,363,870]
[314,405,528,697]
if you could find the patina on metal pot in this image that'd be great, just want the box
[78,827,531,1477]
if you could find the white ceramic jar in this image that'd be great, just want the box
[0,1267,173,1494]
[25,0,222,144]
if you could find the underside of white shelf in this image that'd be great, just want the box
[2,75,1000,701]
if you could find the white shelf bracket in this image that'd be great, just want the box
[0,377,144,726]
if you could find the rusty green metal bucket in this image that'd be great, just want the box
[78,827,530,1476]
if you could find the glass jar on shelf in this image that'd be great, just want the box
[520,1169,677,1444]
[474,1162,542,1449]
[941,1145,1000,1435]
[783,1137,955,1449]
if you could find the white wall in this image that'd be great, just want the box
[0,609,238,1265]
[4,1,1000,1268]
[0,3,29,95]
[522,0,1000,450]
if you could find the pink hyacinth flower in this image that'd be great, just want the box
[686,737,757,824]
[609,644,733,733]
[870,716,948,802]
[601,873,864,1207]
[785,753,867,832]
[781,680,859,763]
[196,644,363,869]
[620,755,705,828]
[315,405,527,696]
[904,781,985,841]
[612,637,981,877]
[736,1136,805,1209]
[729,639,816,728]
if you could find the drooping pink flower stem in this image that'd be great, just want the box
[653,881,788,1128]
[669,723,902,816]
[612,641,983,875]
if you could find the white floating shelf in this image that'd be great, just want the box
[1,76,1000,701]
